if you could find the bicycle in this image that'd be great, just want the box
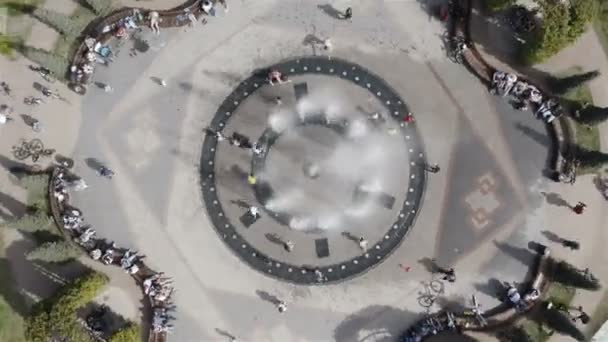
[417,277,445,310]
[12,138,55,162]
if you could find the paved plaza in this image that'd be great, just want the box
[3,1,605,341]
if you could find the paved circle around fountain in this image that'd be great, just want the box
[200,56,427,284]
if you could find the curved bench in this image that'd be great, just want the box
[454,0,572,179]
[68,0,204,93]
[47,167,173,342]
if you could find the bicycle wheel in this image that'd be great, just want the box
[430,280,445,294]
[12,147,30,160]
[28,138,44,154]
[418,295,435,308]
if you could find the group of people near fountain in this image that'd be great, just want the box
[52,168,177,334]
[491,70,563,123]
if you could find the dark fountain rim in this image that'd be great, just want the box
[199,55,427,285]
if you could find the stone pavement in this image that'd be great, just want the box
[1,0,606,341]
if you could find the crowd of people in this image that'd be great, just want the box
[52,168,177,335]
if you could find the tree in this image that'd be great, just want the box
[523,0,597,64]
[549,70,600,95]
[25,271,109,342]
[83,0,114,16]
[109,322,141,342]
[26,241,82,263]
[31,7,80,36]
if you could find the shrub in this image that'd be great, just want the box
[31,7,80,36]
[25,271,109,342]
[0,212,52,232]
[486,0,517,12]
[109,322,141,342]
[496,325,535,342]
[83,0,114,16]
[20,174,50,212]
[26,240,82,263]
[523,0,598,64]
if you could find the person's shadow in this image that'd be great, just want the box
[540,191,572,209]
[255,290,281,305]
[541,230,564,243]
[317,3,343,19]
[85,157,104,171]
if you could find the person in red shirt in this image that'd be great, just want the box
[572,201,586,214]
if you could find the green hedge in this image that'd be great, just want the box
[523,0,598,64]
[25,271,109,342]
[109,322,141,342]
[26,240,82,263]
[486,0,517,12]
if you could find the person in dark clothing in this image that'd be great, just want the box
[342,7,352,20]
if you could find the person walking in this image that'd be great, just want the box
[277,301,287,313]
[247,173,257,185]
[322,38,333,51]
[436,266,456,282]
[358,237,368,251]
[424,163,440,173]
[248,205,259,218]
[572,201,586,215]
[274,96,282,105]
[284,240,294,252]
[342,7,352,20]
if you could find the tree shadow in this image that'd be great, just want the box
[0,154,36,182]
[474,278,507,300]
[317,4,343,19]
[255,290,280,305]
[515,122,549,148]
[539,191,571,209]
[333,305,420,342]
[0,191,27,218]
[417,257,439,273]
[541,230,564,244]
[493,240,535,266]
[434,294,468,312]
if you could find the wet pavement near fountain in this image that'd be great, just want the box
[202,57,427,284]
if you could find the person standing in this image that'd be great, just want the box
[277,301,287,313]
[342,7,352,20]
[358,237,368,251]
[424,163,440,173]
[284,240,294,252]
[437,266,456,282]
[572,201,586,215]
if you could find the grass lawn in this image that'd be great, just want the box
[559,67,602,174]
[0,0,42,16]
[0,233,26,342]
[52,5,96,59]
[595,1,608,59]
[518,282,576,342]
